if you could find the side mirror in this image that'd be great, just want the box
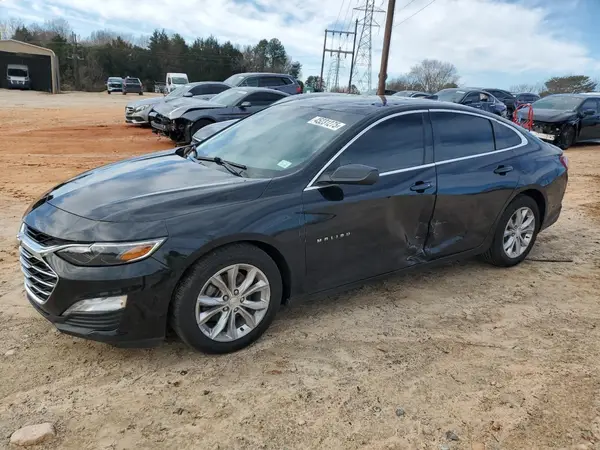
[183,92,193,98]
[240,101,252,108]
[317,164,379,186]
[583,109,595,116]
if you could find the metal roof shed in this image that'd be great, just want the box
[0,39,60,93]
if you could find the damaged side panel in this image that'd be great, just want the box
[424,150,521,258]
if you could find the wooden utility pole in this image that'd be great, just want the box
[377,0,396,96]
[67,32,84,91]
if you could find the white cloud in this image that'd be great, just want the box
[1,0,598,85]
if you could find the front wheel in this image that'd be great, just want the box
[170,244,282,354]
[556,125,575,150]
[482,195,540,267]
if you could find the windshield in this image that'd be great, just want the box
[210,89,248,106]
[223,74,246,86]
[193,103,364,177]
[435,89,465,103]
[8,68,28,77]
[533,96,583,111]
[172,77,188,84]
[166,85,189,98]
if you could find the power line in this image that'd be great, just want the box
[393,0,439,28]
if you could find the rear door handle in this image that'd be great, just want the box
[410,181,433,192]
[494,165,514,175]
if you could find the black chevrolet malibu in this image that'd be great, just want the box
[18,96,568,354]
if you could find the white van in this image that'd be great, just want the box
[7,64,31,89]
[165,73,189,94]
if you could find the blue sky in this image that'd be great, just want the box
[1,0,599,91]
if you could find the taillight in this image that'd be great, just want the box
[296,86,302,94]
[559,154,569,170]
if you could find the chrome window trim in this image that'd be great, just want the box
[304,108,528,192]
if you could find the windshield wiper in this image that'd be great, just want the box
[190,152,247,177]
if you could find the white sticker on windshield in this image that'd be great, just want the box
[277,160,292,169]
[307,116,346,131]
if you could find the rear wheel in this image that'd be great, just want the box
[170,244,282,354]
[556,125,575,150]
[107,91,111,95]
[482,195,540,267]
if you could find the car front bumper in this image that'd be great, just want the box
[125,106,151,124]
[18,219,174,347]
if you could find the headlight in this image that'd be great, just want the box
[57,239,165,266]
[135,105,150,112]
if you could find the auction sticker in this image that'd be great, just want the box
[307,116,346,131]
[277,160,292,169]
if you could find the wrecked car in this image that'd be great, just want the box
[18,95,567,354]
[125,82,231,125]
[149,87,288,144]
[435,88,508,117]
[518,93,600,149]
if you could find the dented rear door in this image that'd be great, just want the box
[426,110,520,258]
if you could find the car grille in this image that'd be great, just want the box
[125,106,134,115]
[64,310,123,331]
[20,246,58,304]
[23,225,67,247]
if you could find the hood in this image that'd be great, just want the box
[43,150,269,222]
[531,108,577,123]
[153,98,223,119]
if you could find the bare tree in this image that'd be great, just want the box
[387,75,418,92]
[407,59,460,93]
[0,17,23,40]
[509,83,544,94]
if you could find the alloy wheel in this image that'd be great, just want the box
[195,264,271,342]
[503,207,536,258]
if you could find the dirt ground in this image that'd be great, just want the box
[0,89,599,450]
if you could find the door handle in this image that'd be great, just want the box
[410,181,433,193]
[494,165,514,175]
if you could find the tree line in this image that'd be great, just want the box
[1,18,302,92]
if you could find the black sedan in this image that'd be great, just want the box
[149,87,289,144]
[18,95,568,354]
[435,88,508,117]
[518,94,600,149]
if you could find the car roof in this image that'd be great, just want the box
[188,81,230,86]
[545,93,599,99]
[227,86,290,95]
[273,94,491,117]
[234,72,294,78]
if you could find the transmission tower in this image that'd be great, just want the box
[326,47,344,91]
[352,0,384,93]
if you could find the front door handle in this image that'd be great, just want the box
[494,165,514,175]
[410,181,433,193]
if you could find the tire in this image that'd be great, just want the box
[107,91,111,95]
[482,195,540,267]
[190,119,213,136]
[139,92,143,96]
[122,91,127,95]
[170,243,282,354]
[556,125,575,150]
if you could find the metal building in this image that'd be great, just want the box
[0,39,60,93]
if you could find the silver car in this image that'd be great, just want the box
[125,82,230,125]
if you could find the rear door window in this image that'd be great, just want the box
[259,77,285,87]
[431,112,495,161]
[492,121,522,150]
[332,113,426,172]
[242,77,259,87]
